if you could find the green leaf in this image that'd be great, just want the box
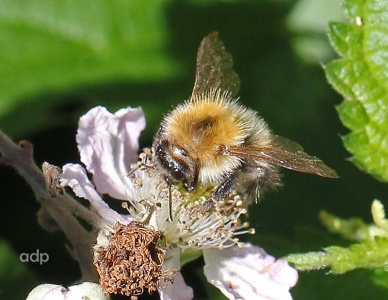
[327,22,363,58]
[325,0,388,182]
[288,201,388,275]
[0,0,178,135]
[286,237,388,274]
[319,210,370,241]
[336,100,369,130]
[341,0,364,21]
[371,267,388,289]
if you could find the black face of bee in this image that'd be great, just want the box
[154,139,197,192]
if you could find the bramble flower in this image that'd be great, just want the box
[57,106,298,299]
[26,282,108,300]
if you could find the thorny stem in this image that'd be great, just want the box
[0,130,98,281]
[0,131,46,195]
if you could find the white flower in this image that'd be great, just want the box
[26,282,108,300]
[59,106,298,300]
[203,244,298,300]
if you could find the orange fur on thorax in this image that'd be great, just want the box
[166,98,247,161]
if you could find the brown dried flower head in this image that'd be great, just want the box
[93,221,174,299]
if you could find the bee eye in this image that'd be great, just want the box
[154,139,197,192]
[171,167,184,180]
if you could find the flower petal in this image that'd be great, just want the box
[76,106,145,199]
[203,243,298,300]
[27,284,65,300]
[60,163,132,226]
[159,248,194,300]
[27,282,108,300]
[67,282,108,300]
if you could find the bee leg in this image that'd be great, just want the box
[199,172,237,213]
[198,198,216,213]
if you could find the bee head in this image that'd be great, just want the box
[153,138,197,192]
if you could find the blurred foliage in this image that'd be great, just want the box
[287,0,345,63]
[1,0,388,299]
[0,237,40,299]
[0,0,179,138]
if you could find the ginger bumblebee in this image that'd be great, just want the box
[153,32,338,211]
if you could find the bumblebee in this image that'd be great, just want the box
[153,32,338,211]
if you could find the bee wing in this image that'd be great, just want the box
[227,136,339,178]
[191,32,240,99]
